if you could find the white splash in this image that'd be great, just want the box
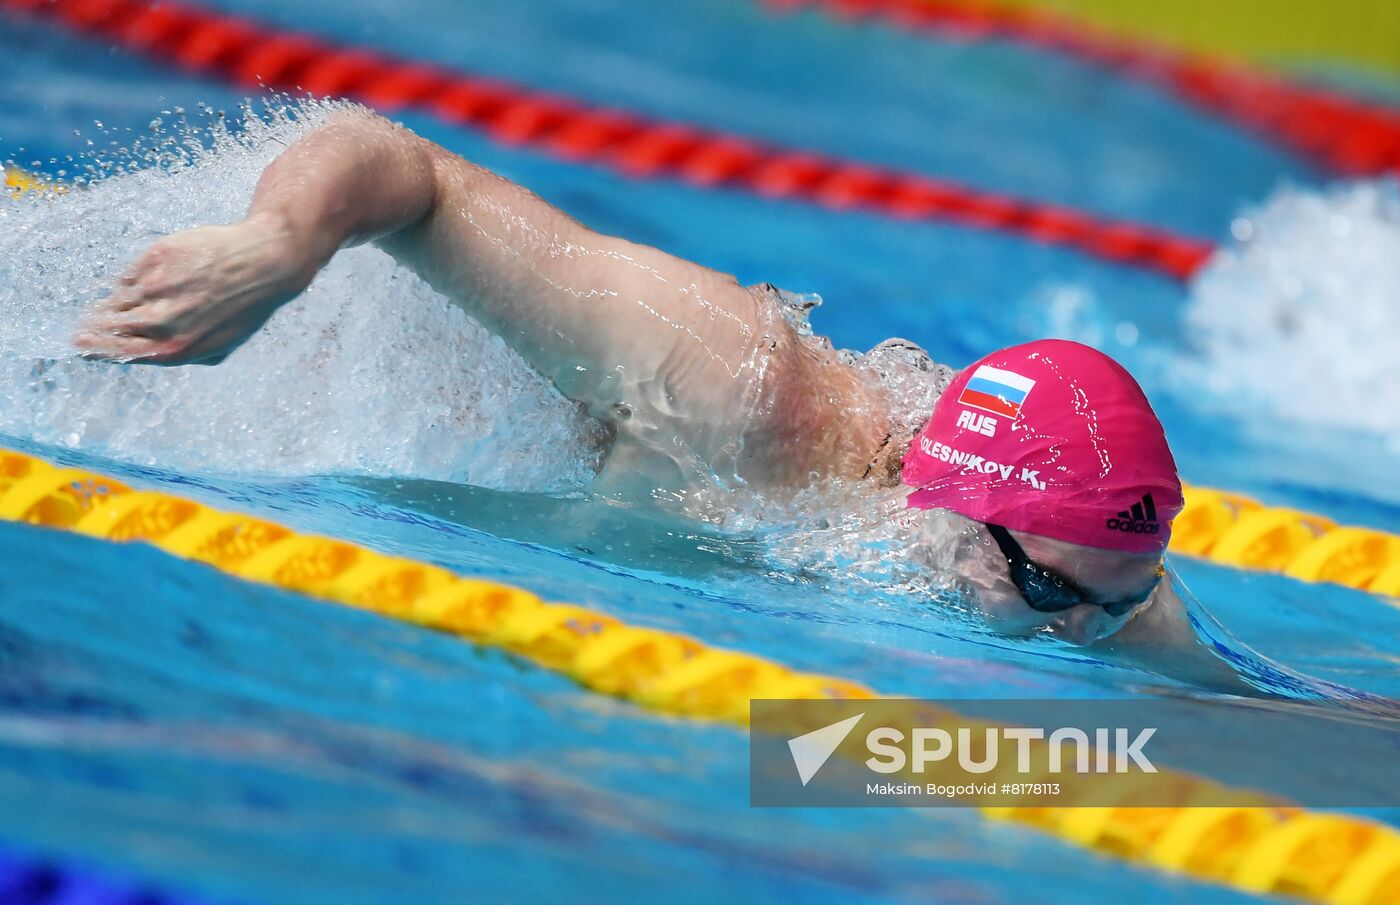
[0,100,605,490]
[1185,180,1400,444]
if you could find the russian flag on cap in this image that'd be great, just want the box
[957,365,1036,419]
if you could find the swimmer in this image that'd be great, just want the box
[71,107,1239,687]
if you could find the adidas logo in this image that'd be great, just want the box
[1105,493,1160,535]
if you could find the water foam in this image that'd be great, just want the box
[1184,179,1400,445]
[0,101,605,489]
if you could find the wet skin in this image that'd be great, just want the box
[70,106,1244,677]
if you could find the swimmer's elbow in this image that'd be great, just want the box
[316,104,412,145]
[290,106,443,245]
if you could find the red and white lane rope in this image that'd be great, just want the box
[2,0,1215,280]
[768,0,1400,177]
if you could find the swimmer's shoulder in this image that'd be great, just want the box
[732,283,896,488]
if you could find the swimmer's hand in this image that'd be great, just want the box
[73,215,315,365]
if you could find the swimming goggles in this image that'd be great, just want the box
[986,524,1160,617]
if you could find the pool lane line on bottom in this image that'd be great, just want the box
[0,0,1212,281]
[2,447,1399,905]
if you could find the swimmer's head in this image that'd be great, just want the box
[902,339,1182,637]
[958,521,1167,643]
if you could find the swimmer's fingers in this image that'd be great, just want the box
[74,305,210,362]
[81,285,145,325]
[76,222,306,366]
[80,275,233,346]
[73,331,218,366]
[96,269,171,315]
[75,316,245,366]
[86,230,219,323]
[82,302,184,341]
[126,232,215,295]
[132,334,238,366]
[72,329,168,363]
[109,272,144,305]
[78,281,168,338]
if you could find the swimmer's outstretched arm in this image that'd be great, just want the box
[75,107,888,488]
[1094,585,1258,695]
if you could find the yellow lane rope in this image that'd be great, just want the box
[2,447,1399,904]
[1174,484,1400,598]
[3,166,51,194]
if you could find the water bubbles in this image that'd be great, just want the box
[855,335,953,447]
[1229,217,1254,242]
[769,285,822,337]
[0,98,605,489]
[1186,180,1400,442]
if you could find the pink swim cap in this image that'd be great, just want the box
[901,339,1182,554]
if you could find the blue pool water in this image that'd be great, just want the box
[2,1,1400,902]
